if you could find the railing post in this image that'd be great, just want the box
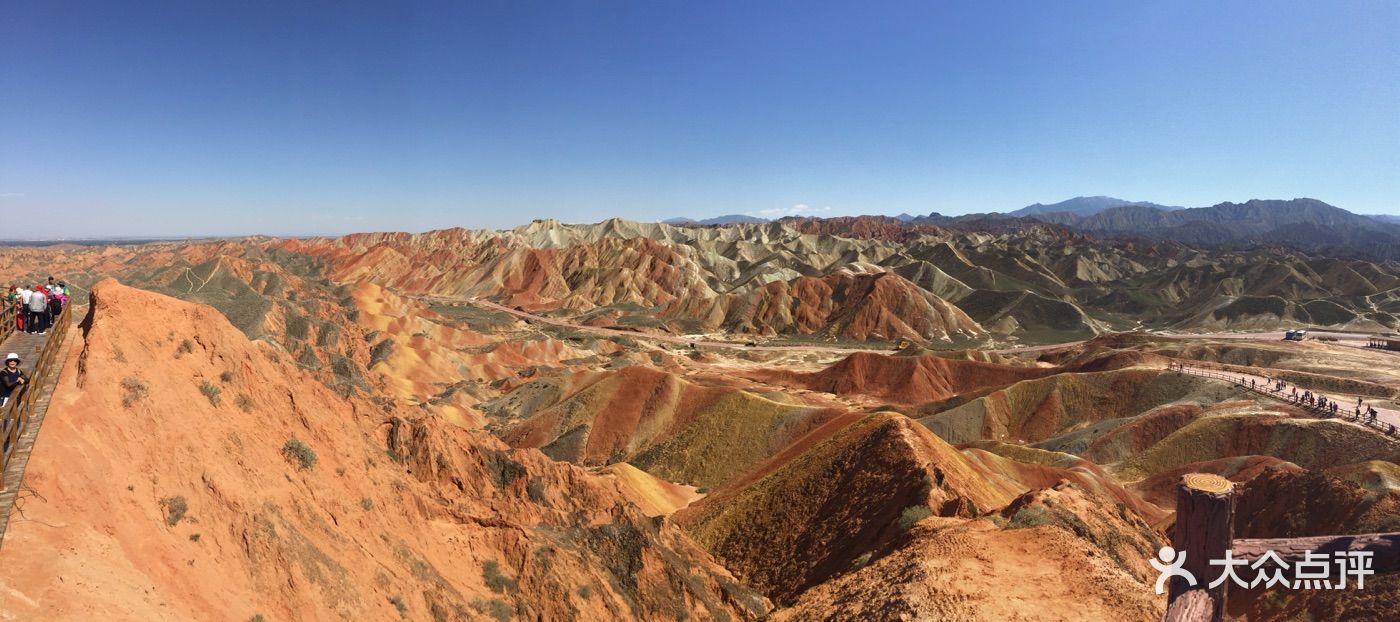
[1169,473,1235,622]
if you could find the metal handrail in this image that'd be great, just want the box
[0,303,73,488]
[1174,364,1397,437]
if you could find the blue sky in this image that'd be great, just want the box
[2,1,1397,237]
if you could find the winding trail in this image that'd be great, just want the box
[419,294,1396,357]
[419,295,1081,354]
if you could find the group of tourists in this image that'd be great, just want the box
[1169,360,1395,436]
[6,277,68,335]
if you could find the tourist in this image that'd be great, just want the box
[27,284,47,334]
[47,281,63,320]
[5,286,19,332]
[0,353,25,408]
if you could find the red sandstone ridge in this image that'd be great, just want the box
[747,351,1053,406]
[0,280,767,621]
[675,412,1023,605]
[495,366,846,489]
[734,270,986,342]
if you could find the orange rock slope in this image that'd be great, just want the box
[0,280,767,621]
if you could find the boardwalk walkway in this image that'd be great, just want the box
[1174,363,1400,439]
[0,304,75,547]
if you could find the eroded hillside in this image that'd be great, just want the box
[2,217,1398,621]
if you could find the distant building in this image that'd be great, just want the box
[1366,337,1400,351]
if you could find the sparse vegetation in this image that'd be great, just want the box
[199,381,222,406]
[120,377,148,408]
[482,560,518,594]
[360,498,374,511]
[471,598,513,622]
[282,439,317,470]
[161,495,188,526]
[219,370,235,383]
[851,551,873,569]
[177,338,194,355]
[236,393,253,412]
[898,504,933,531]
[389,594,408,617]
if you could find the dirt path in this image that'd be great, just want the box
[419,295,1082,355]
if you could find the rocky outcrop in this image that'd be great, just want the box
[0,280,768,621]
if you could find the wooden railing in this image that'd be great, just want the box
[0,302,17,345]
[0,302,73,490]
[1163,473,1400,621]
[1174,364,1398,438]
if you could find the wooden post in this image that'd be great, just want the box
[1169,473,1234,622]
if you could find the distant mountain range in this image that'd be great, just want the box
[1026,198,1400,257]
[664,214,768,225]
[1009,196,1183,217]
[666,198,1400,259]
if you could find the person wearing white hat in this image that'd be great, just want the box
[1,353,26,408]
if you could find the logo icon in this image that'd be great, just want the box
[1151,546,1197,595]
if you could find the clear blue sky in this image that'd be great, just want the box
[2,1,1397,237]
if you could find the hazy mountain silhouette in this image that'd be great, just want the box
[1031,198,1400,260]
[1010,196,1182,217]
[664,214,769,225]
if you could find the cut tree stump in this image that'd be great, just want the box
[1169,473,1234,622]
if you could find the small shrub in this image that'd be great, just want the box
[696,486,711,494]
[249,616,266,622]
[219,370,235,383]
[162,496,188,526]
[577,585,593,599]
[199,381,222,407]
[482,560,518,594]
[282,439,317,470]
[120,377,148,408]
[235,393,253,413]
[189,533,201,542]
[360,498,374,511]
[472,598,513,622]
[386,447,404,463]
[126,484,135,492]
[389,594,408,617]
[898,504,933,531]
[177,339,194,355]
